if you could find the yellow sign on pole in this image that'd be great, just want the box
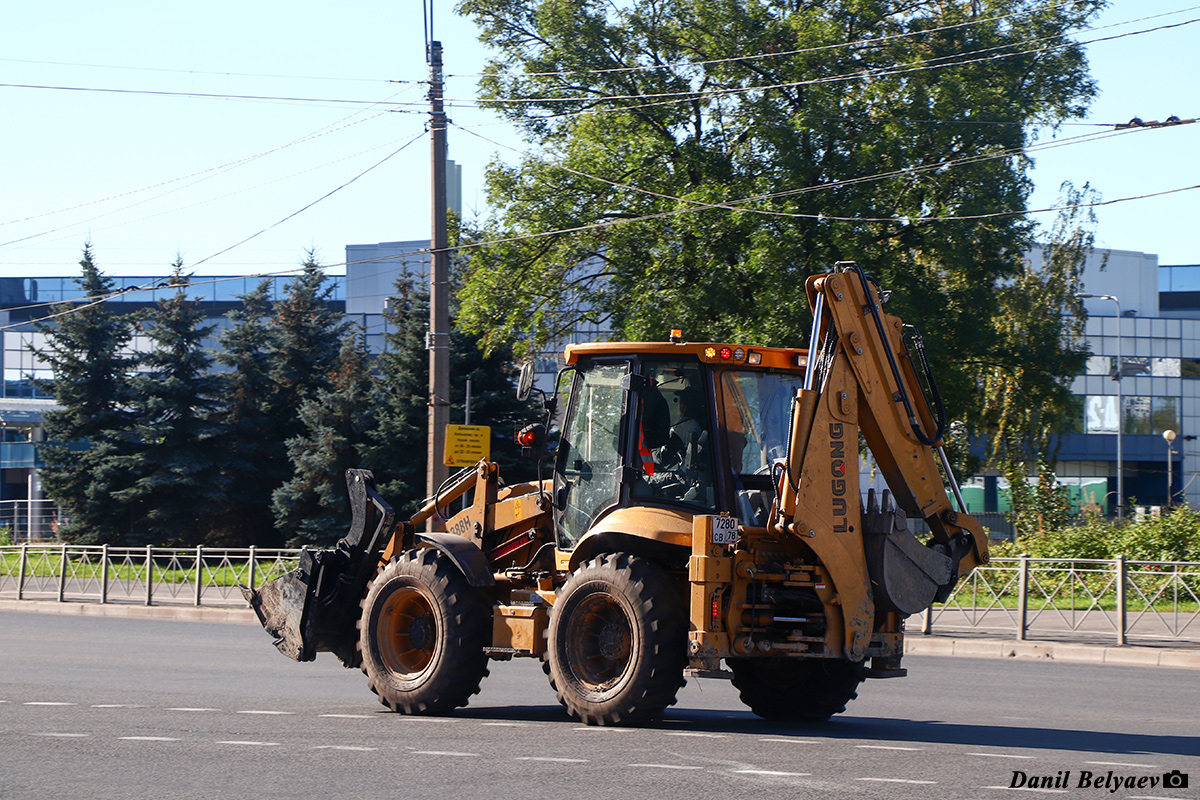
[444,424,491,466]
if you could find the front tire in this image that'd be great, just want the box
[359,548,490,715]
[546,553,686,726]
[728,657,864,722]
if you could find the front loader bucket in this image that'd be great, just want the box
[242,469,396,667]
[243,570,314,662]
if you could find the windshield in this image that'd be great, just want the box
[721,370,805,475]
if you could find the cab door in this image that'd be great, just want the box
[553,359,631,548]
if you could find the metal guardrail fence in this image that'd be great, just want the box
[3,547,1198,646]
[0,545,299,607]
[0,500,61,543]
[922,556,1200,644]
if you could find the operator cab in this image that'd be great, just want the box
[551,341,808,549]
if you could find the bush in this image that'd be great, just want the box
[991,506,1200,562]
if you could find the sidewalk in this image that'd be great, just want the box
[4,598,1200,670]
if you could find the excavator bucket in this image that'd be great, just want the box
[242,469,396,667]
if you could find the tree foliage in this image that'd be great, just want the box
[210,280,288,547]
[112,261,227,546]
[456,0,1104,467]
[273,331,376,546]
[32,245,139,544]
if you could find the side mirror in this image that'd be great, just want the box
[517,362,535,401]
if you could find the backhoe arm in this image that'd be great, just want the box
[773,263,987,659]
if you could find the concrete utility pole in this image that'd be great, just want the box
[427,39,450,503]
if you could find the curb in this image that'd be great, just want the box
[4,600,1199,670]
[904,634,1200,670]
[0,599,257,625]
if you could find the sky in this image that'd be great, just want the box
[1,1,1197,283]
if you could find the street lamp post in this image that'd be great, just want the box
[1076,293,1124,520]
[1163,429,1177,506]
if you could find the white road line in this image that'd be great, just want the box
[515,757,589,763]
[216,741,280,746]
[980,786,1067,794]
[412,751,480,757]
[92,704,144,709]
[481,722,530,727]
[1129,796,1179,800]
[237,710,296,715]
[24,702,76,706]
[1086,761,1162,769]
[856,744,922,751]
[664,732,726,739]
[858,778,937,785]
[969,752,1037,759]
[629,764,704,770]
[573,727,633,732]
[167,707,219,712]
[731,769,812,777]
[120,737,180,742]
[312,745,377,752]
[758,737,822,744]
[31,733,88,738]
[319,714,373,719]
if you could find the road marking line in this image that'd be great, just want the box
[24,702,76,706]
[573,727,633,732]
[312,745,377,752]
[237,710,296,715]
[858,778,937,784]
[629,764,704,770]
[93,704,145,709]
[856,745,922,751]
[758,737,822,744]
[731,769,812,777]
[968,752,1036,759]
[664,732,726,738]
[167,707,219,712]
[216,741,280,746]
[1129,796,1178,800]
[319,714,374,719]
[515,757,589,763]
[31,733,87,738]
[120,737,180,742]
[413,751,479,757]
[980,786,1067,794]
[481,722,530,727]
[1086,761,1161,768]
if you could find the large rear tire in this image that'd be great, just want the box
[359,548,490,715]
[727,657,864,722]
[546,553,686,726]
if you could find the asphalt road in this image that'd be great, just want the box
[2,611,1197,800]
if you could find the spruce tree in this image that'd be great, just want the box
[267,251,347,446]
[210,280,288,546]
[112,261,227,546]
[366,272,540,517]
[272,331,376,546]
[33,244,139,544]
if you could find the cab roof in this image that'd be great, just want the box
[563,340,809,372]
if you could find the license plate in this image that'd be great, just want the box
[711,516,739,546]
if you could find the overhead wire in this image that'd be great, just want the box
[2,96,423,251]
[446,16,1200,111]
[0,56,405,85]
[447,2,1198,81]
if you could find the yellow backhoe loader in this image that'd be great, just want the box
[245,261,988,725]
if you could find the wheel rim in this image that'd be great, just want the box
[377,586,437,676]
[564,591,633,692]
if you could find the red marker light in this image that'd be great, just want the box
[719,347,733,360]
